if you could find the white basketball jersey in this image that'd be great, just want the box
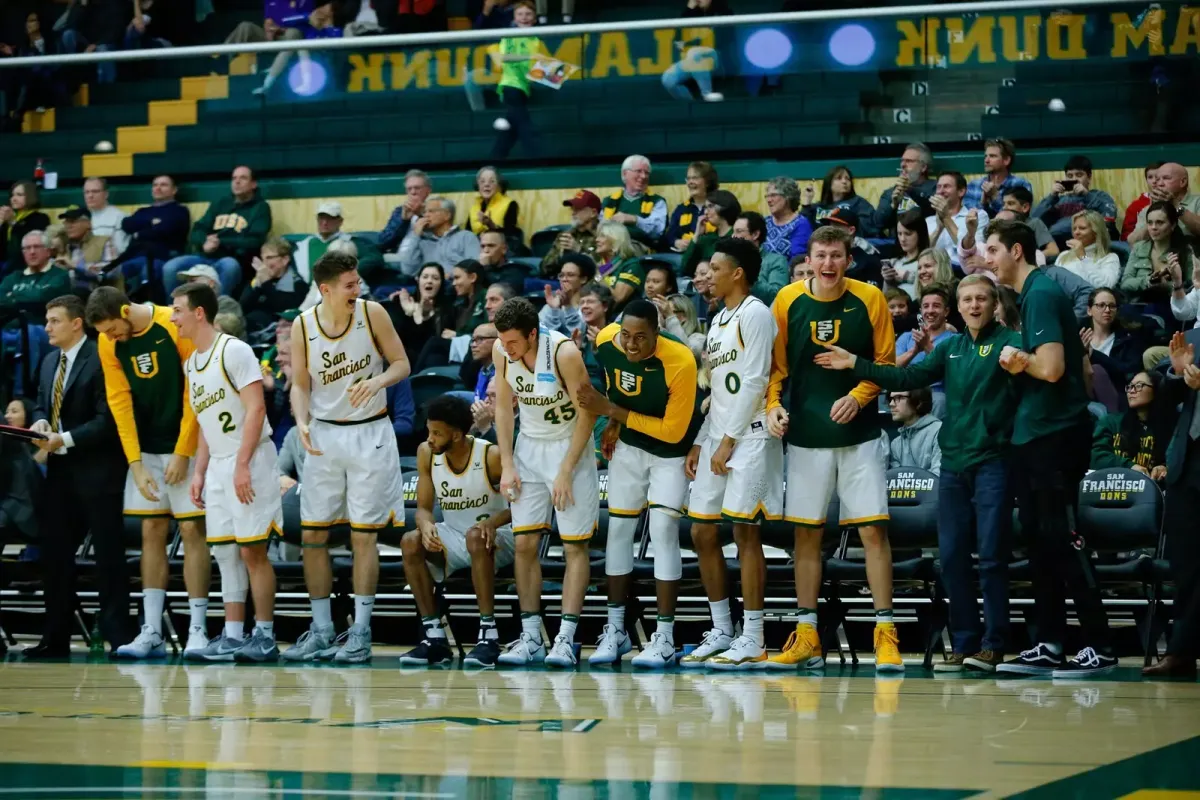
[502,329,578,440]
[187,334,272,459]
[431,437,507,532]
[704,295,774,441]
[301,299,385,423]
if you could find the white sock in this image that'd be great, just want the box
[311,596,333,631]
[188,597,208,629]
[797,609,818,627]
[1044,642,1063,656]
[656,616,675,644]
[144,589,166,635]
[559,615,578,643]
[354,595,375,629]
[710,598,734,636]
[224,620,244,640]
[606,603,625,632]
[256,621,275,639]
[521,613,542,641]
[422,615,446,639]
[744,610,764,646]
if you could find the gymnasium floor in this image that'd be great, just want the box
[0,652,1198,799]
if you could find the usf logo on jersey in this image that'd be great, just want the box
[614,368,642,396]
[811,320,841,345]
[978,344,993,357]
[131,352,159,378]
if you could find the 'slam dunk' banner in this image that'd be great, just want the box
[320,5,1200,95]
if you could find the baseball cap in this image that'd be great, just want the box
[823,207,859,230]
[178,264,221,284]
[58,205,91,221]
[317,201,343,218]
[278,309,301,322]
[563,190,601,212]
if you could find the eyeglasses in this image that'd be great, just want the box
[887,394,910,403]
[1091,302,1117,311]
[1126,382,1153,393]
[471,335,497,344]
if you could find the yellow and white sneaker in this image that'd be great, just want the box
[764,624,824,671]
[873,622,905,673]
[707,634,767,671]
[679,627,734,669]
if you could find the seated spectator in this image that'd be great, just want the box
[57,0,128,84]
[477,230,525,294]
[1083,288,1155,381]
[883,209,929,298]
[451,260,488,336]
[764,176,812,259]
[460,322,499,400]
[470,374,518,442]
[662,293,706,355]
[885,287,916,337]
[1122,201,1194,303]
[464,166,520,240]
[379,169,432,255]
[7,13,68,116]
[1031,155,1117,246]
[397,196,481,277]
[594,221,644,312]
[802,165,879,238]
[293,202,351,282]
[0,180,49,273]
[789,256,813,284]
[1057,211,1120,289]
[914,247,955,299]
[123,0,171,51]
[164,165,271,295]
[387,377,416,449]
[643,264,678,302]
[540,190,601,275]
[214,309,246,340]
[875,144,937,239]
[1002,186,1059,259]
[682,190,739,277]
[118,174,190,297]
[894,284,954,416]
[664,161,718,251]
[539,252,594,338]
[824,208,883,289]
[4,396,46,467]
[240,238,309,336]
[995,284,1021,330]
[575,281,612,389]
[730,211,788,304]
[1130,162,1200,242]
[82,178,128,256]
[929,171,987,271]
[483,282,514,323]
[475,0,515,29]
[601,155,668,252]
[692,260,719,323]
[226,2,340,96]
[176,264,245,323]
[390,263,451,358]
[964,137,1032,217]
[277,425,305,494]
[60,206,117,284]
[0,232,71,326]
[1090,370,1173,478]
[1122,162,1163,241]
[883,387,942,474]
[962,208,1046,278]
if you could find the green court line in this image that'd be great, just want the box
[1005,735,1200,800]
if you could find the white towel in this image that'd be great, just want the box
[534,327,558,397]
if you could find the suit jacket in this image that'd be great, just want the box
[1165,327,1200,487]
[34,336,127,496]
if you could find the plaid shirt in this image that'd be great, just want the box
[964,173,1033,216]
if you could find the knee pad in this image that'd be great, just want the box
[649,509,682,582]
[605,516,639,577]
[213,543,248,604]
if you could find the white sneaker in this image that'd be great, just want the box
[183,625,209,656]
[114,625,166,660]
[708,634,768,671]
[497,632,546,665]
[544,634,578,669]
[588,624,631,666]
[631,632,677,669]
[702,92,725,102]
[680,628,734,669]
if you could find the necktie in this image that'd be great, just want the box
[49,353,66,432]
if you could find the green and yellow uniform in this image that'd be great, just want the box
[601,256,646,312]
[768,278,896,449]
[601,190,668,249]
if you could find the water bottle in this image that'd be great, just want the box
[33,158,45,189]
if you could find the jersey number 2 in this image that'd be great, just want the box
[218,411,237,433]
[544,402,577,425]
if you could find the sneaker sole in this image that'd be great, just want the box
[963,659,999,673]
[933,664,964,673]
[113,649,166,660]
[463,658,497,669]
[234,651,280,663]
[201,652,240,663]
[996,663,1058,676]
[631,655,677,669]
[497,654,546,666]
[398,656,452,667]
[708,658,768,672]
[1050,664,1117,679]
[763,656,825,671]
[876,662,906,673]
[280,651,324,662]
[333,652,372,664]
[544,656,578,669]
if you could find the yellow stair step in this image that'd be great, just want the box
[82,152,134,178]
[21,108,55,133]
[148,99,197,127]
[179,75,229,102]
[116,125,167,155]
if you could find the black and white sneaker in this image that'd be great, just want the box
[463,639,501,668]
[398,638,453,667]
[996,644,1064,676]
[1051,647,1118,679]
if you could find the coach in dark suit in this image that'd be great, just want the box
[1146,328,1200,678]
[24,294,132,657]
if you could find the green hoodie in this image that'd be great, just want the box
[852,320,1023,473]
[1091,413,1158,471]
[188,190,273,259]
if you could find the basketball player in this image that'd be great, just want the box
[681,238,783,670]
[172,283,282,663]
[765,225,903,672]
[492,297,600,668]
[398,394,515,668]
[283,251,410,663]
[85,287,211,659]
[576,299,701,667]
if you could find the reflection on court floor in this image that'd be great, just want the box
[0,660,1197,799]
